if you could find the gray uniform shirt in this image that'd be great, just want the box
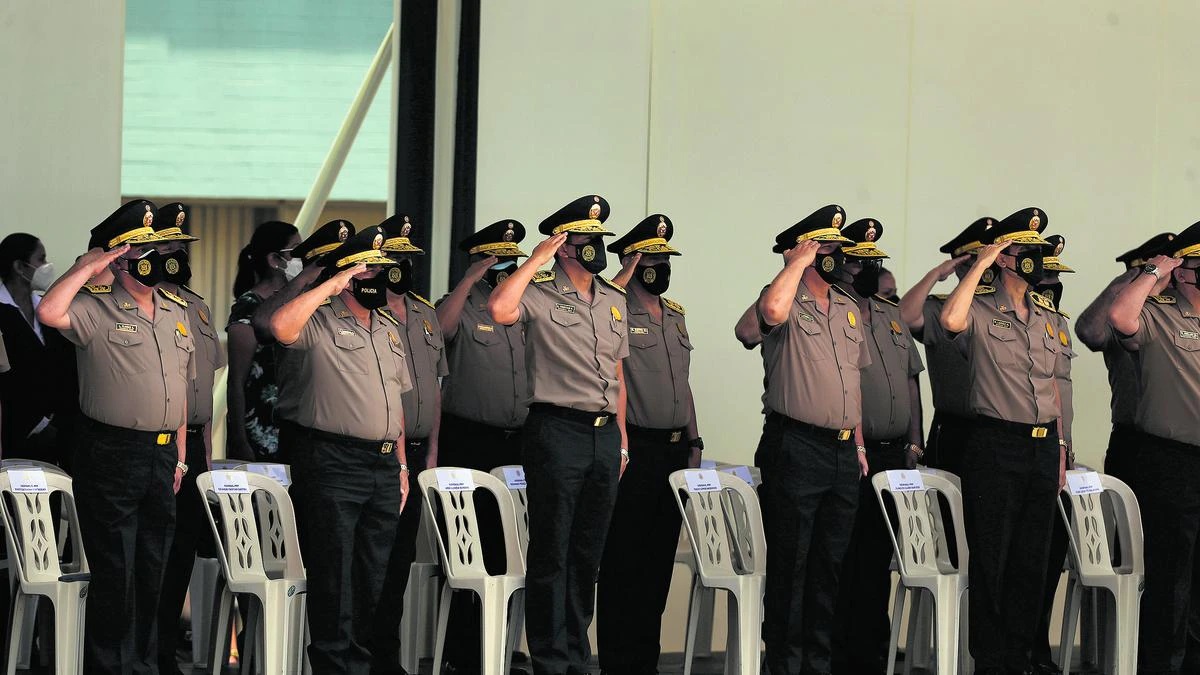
[395,293,449,440]
[1120,289,1200,446]
[441,281,530,429]
[920,295,973,417]
[180,286,227,426]
[859,297,925,440]
[623,293,694,429]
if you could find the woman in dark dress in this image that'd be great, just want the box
[225,221,300,461]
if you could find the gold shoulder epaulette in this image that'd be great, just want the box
[1150,294,1177,305]
[830,284,854,298]
[599,276,626,294]
[874,294,898,306]
[662,297,685,315]
[158,288,189,308]
[375,308,400,326]
[319,298,332,306]
[533,270,555,283]
[408,292,435,309]
[180,284,204,300]
[975,285,996,295]
[928,293,948,301]
[1030,292,1056,312]
[83,284,112,294]
[1058,309,1071,319]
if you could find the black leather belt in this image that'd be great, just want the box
[976,415,1057,439]
[768,412,853,441]
[530,403,612,428]
[83,416,177,446]
[627,424,687,444]
[283,421,397,455]
[186,425,205,434]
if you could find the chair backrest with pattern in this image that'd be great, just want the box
[871,471,966,580]
[233,463,292,577]
[195,471,305,587]
[668,469,766,582]
[418,469,525,581]
[1060,470,1143,582]
[490,465,530,556]
[0,469,88,586]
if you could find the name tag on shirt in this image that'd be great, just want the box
[502,466,526,489]
[992,318,1012,330]
[211,471,251,494]
[798,312,816,322]
[630,327,649,335]
[1065,471,1103,496]
[476,323,495,333]
[684,469,722,493]
[115,322,138,333]
[721,465,756,487]
[245,463,291,487]
[1180,330,1200,340]
[554,303,576,314]
[7,469,48,493]
[886,469,926,493]
[338,329,356,336]
[436,468,476,492]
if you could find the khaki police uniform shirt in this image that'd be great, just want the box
[920,296,973,417]
[441,281,530,429]
[517,262,630,414]
[278,294,413,441]
[951,286,1062,424]
[623,292,694,429]
[860,296,925,440]
[395,293,449,439]
[1101,331,1138,426]
[760,281,870,430]
[63,283,193,432]
[1054,312,1076,443]
[180,287,227,426]
[1119,288,1200,446]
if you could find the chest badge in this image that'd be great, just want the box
[847,311,856,328]
[611,306,622,322]
[422,319,433,337]
[198,308,209,325]
[1045,322,1054,338]
[889,320,902,335]
[1059,331,1069,346]
[388,331,399,345]
[176,321,188,338]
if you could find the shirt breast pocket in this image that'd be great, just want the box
[987,322,1019,365]
[107,329,149,375]
[472,325,500,347]
[678,332,694,351]
[1174,332,1200,352]
[890,331,910,349]
[424,330,445,352]
[550,309,581,328]
[174,330,195,376]
[334,331,368,374]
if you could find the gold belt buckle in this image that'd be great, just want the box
[1031,426,1048,438]
[594,415,609,427]
[381,441,394,455]
[670,431,682,443]
[838,429,852,441]
[156,433,172,446]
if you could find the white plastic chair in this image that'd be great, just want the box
[419,469,526,675]
[669,469,766,675]
[871,470,968,675]
[490,465,531,674]
[196,471,307,675]
[0,467,89,675]
[400,515,443,674]
[1058,470,1143,675]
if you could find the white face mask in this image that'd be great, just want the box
[283,257,303,282]
[24,262,55,292]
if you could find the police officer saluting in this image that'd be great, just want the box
[37,200,192,674]
[831,218,925,674]
[753,204,869,675]
[596,214,701,675]
[269,225,412,674]
[151,203,228,675]
[488,195,629,675]
[370,215,450,674]
[435,218,531,670]
[938,207,1069,675]
[1108,221,1200,674]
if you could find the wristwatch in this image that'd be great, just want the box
[175,461,188,475]
[906,443,924,459]
[688,437,705,451]
[1142,262,1161,279]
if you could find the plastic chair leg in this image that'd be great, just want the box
[903,590,922,675]
[934,579,961,675]
[431,583,453,675]
[1112,581,1141,675]
[51,587,86,675]
[682,578,703,675]
[694,586,716,658]
[886,585,906,675]
[731,590,763,675]
[504,590,524,675]
[208,580,233,675]
[190,558,219,670]
[723,591,738,675]
[256,586,304,675]
[1059,580,1081,675]
[480,586,512,675]
[14,593,35,670]
[6,589,28,675]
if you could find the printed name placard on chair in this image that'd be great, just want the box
[436,469,476,492]
[721,465,756,487]
[7,469,48,493]
[245,463,290,486]
[502,466,526,489]
[212,471,251,494]
[1065,471,1103,496]
[886,469,926,492]
[684,469,721,493]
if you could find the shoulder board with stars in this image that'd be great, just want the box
[407,291,435,309]
[157,288,189,308]
[1030,292,1057,312]
[598,276,626,294]
[1149,295,1177,305]
[662,297,685,315]
[533,270,555,283]
[874,294,898,307]
[375,308,400,326]
[180,284,205,300]
[974,285,996,295]
[82,284,112,294]
[1057,309,1071,319]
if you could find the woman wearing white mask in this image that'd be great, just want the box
[225,220,300,460]
[0,233,79,463]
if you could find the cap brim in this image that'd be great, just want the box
[843,245,890,258]
[624,243,681,256]
[467,243,528,257]
[556,224,615,236]
[1043,258,1075,272]
[995,232,1054,248]
[381,243,426,255]
[805,232,855,244]
[332,252,399,268]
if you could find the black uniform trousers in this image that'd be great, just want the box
[1124,430,1200,675]
[1031,493,1070,668]
[831,437,909,675]
[596,425,691,674]
[73,416,178,675]
[437,413,524,669]
[755,412,860,675]
[924,409,971,476]
[285,423,401,675]
[522,404,621,675]
[369,438,429,674]
[155,426,216,674]
[960,416,1059,673]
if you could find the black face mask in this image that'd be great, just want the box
[385,260,414,295]
[850,261,882,298]
[1010,250,1046,286]
[162,249,191,286]
[1036,281,1063,308]
[125,249,164,287]
[571,237,608,274]
[886,294,901,304]
[636,263,671,296]
[351,272,388,309]
[815,250,851,286]
[484,260,518,288]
